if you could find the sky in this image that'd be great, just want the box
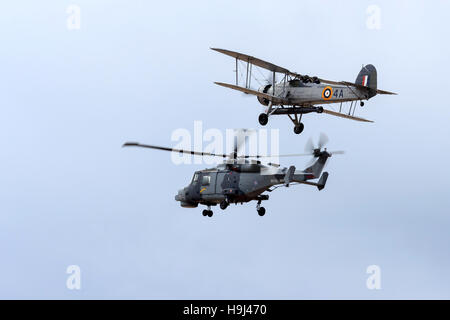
[1,0,450,299]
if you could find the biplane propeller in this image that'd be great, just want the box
[212,48,396,135]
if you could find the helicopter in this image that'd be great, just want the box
[123,133,343,217]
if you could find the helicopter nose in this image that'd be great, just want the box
[174,189,183,201]
[174,188,187,201]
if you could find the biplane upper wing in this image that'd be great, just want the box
[214,82,289,105]
[211,47,346,85]
[211,48,291,74]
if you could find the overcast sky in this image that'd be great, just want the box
[1,0,450,299]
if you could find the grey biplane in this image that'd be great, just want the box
[212,48,396,135]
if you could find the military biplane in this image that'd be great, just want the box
[212,48,396,135]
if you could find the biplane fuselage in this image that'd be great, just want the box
[258,82,368,107]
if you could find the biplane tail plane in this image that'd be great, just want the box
[212,48,396,135]
[355,64,378,99]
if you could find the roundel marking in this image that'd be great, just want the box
[322,86,333,100]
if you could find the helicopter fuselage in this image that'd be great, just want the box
[122,137,334,217]
[174,160,320,208]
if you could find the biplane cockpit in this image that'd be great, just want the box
[288,79,303,87]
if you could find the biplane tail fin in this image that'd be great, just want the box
[355,64,377,99]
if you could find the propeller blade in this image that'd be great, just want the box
[305,137,314,153]
[122,142,228,158]
[318,132,329,149]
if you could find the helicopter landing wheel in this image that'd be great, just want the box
[293,123,304,135]
[203,205,213,217]
[257,207,266,216]
[258,113,268,126]
[220,200,228,210]
[203,210,213,217]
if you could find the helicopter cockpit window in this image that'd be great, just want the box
[201,175,210,186]
[192,173,199,183]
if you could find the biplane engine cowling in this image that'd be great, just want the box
[257,84,272,106]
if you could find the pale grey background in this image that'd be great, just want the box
[1,0,449,299]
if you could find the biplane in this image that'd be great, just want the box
[212,48,396,135]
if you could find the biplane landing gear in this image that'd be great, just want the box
[293,123,304,135]
[288,113,304,135]
[258,113,268,126]
[257,206,266,216]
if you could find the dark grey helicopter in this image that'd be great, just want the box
[123,133,343,217]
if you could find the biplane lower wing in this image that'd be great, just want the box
[322,109,373,123]
[215,82,373,122]
[214,82,288,105]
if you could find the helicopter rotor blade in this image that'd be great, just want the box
[329,150,345,155]
[231,129,256,159]
[122,142,228,158]
[237,152,313,159]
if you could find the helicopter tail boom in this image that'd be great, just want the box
[293,172,329,190]
[303,150,331,179]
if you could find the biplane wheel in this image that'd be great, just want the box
[293,123,304,135]
[258,113,268,126]
[360,101,364,107]
[257,207,266,216]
